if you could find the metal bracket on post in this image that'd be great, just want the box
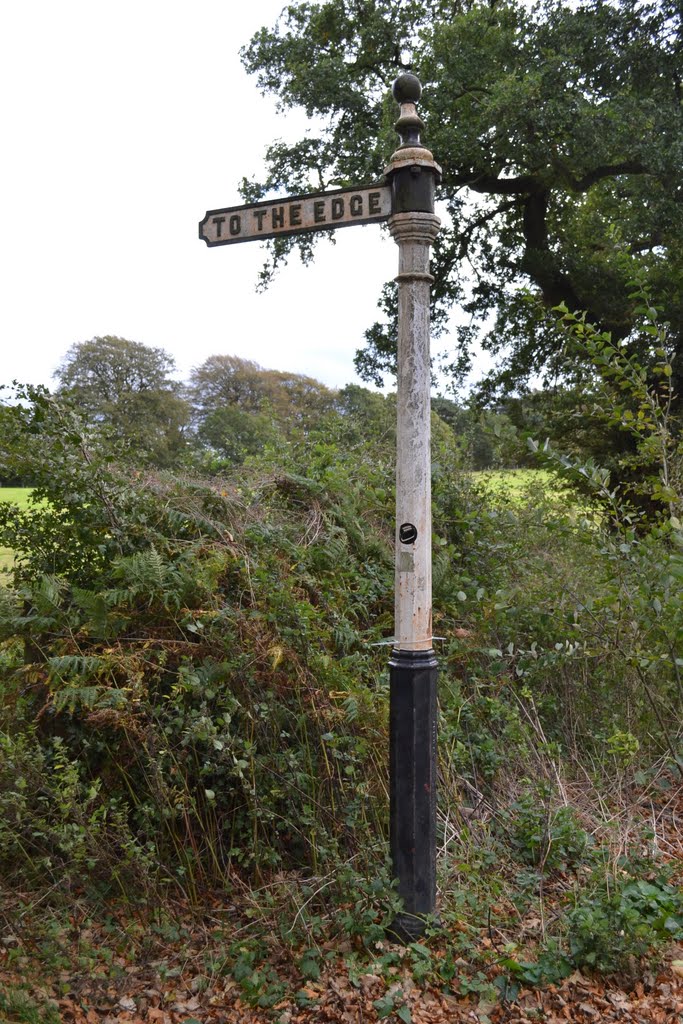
[384,73,442,944]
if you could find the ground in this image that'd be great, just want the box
[2,943,683,1023]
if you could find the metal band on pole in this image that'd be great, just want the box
[384,74,441,943]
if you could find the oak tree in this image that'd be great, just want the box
[189,354,336,463]
[241,0,683,403]
[54,336,190,467]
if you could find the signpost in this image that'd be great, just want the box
[199,183,392,246]
[199,73,441,941]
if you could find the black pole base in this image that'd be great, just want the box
[386,911,433,945]
[388,647,438,943]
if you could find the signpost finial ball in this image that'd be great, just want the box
[393,73,422,104]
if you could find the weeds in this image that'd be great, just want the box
[0,369,682,1007]
[0,990,61,1024]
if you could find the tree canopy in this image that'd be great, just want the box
[54,336,189,467]
[189,354,337,463]
[241,0,683,401]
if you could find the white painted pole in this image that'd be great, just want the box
[390,212,440,651]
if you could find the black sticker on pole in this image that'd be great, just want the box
[399,523,418,545]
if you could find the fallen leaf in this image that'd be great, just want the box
[476,996,497,1019]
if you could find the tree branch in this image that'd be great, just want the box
[458,198,521,259]
[519,189,584,312]
[571,161,648,191]
[451,171,541,194]
[449,160,648,197]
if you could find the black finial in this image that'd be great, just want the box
[392,73,425,149]
[392,73,422,105]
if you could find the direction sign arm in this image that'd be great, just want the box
[199,184,391,246]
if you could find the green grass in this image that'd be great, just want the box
[0,488,33,573]
[471,468,600,525]
[0,488,34,508]
[472,468,561,495]
[472,468,591,512]
[0,988,60,1024]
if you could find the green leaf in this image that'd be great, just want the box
[300,952,321,980]
[373,995,396,1019]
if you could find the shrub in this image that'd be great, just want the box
[565,871,683,972]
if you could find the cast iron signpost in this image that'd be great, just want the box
[199,74,441,941]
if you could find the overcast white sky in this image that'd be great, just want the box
[1,0,481,395]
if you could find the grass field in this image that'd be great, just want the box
[473,467,588,506]
[0,488,33,573]
[0,488,34,507]
[471,468,599,524]
[473,467,556,496]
